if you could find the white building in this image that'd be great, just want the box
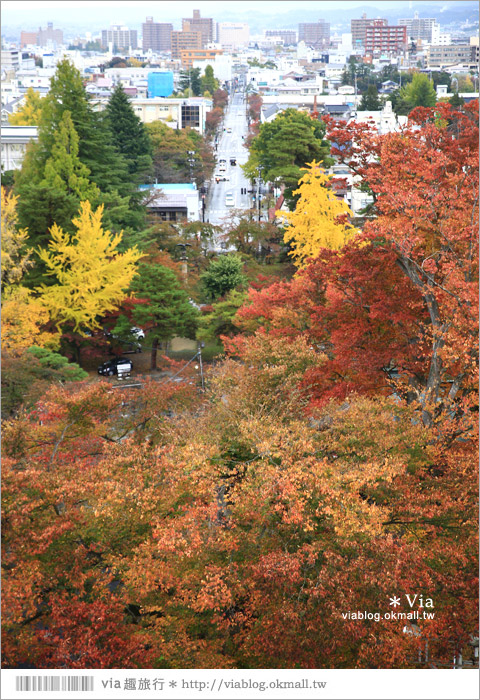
[192,54,233,82]
[217,22,250,50]
[1,125,38,172]
[139,183,200,222]
[93,96,212,134]
[351,101,408,136]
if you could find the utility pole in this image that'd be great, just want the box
[257,166,262,222]
[197,342,205,391]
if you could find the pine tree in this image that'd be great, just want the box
[359,84,381,111]
[41,111,100,200]
[201,65,219,95]
[105,85,153,180]
[131,264,199,369]
[200,255,247,301]
[15,60,147,260]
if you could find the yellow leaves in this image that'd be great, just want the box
[1,286,60,354]
[1,187,32,287]
[8,87,43,125]
[37,201,143,331]
[278,160,358,268]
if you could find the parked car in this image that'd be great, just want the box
[230,158,236,166]
[225,192,235,207]
[226,127,232,133]
[98,357,133,376]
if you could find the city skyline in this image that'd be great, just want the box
[2,0,478,35]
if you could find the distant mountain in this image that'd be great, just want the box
[232,2,478,33]
[1,1,477,41]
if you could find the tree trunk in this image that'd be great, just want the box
[150,337,159,371]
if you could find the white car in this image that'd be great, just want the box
[225,193,235,207]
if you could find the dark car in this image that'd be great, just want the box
[98,357,133,376]
[230,158,236,166]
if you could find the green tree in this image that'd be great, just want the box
[200,254,247,302]
[131,264,199,369]
[146,120,214,187]
[197,289,247,343]
[1,348,87,419]
[41,111,100,201]
[449,91,465,108]
[359,84,381,110]
[201,65,219,95]
[15,59,147,257]
[244,108,332,207]
[398,73,437,113]
[179,68,202,97]
[105,85,153,180]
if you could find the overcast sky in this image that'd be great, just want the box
[2,0,477,29]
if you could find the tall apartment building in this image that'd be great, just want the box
[298,20,330,48]
[399,13,438,43]
[364,22,407,55]
[142,17,173,52]
[427,43,477,68]
[171,31,203,60]
[351,14,387,47]
[218,22,250,48]
[182,9,214,48]
[36,23,63,47]
[20,31,38,47]
[101,24,138,51]
[265,30,296,46]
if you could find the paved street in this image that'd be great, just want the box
[205,89,252,233]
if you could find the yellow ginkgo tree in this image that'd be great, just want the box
[37,201,143,332]
[1,187,32,287]
[278,160,357,268]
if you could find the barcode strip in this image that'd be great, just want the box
[15,676,94,692]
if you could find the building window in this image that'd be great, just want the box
[181,104,200,128]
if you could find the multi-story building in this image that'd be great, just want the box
[127,97,212,134]
[180,48,223,69]
[265,30,297,46]
[217,22,250,49]
[37,23,63,47]
[171,31,203,60]
[147,71,174,97]
[351,14,387,47]
[182,9,214,48]
[398,13,438,43]
[142,17,173,52]
[364,22,407,55]
[101,24,138,51]
[1,49,20,71]
[20,31,38,47]
[298,20,330,48]
[427,43,477,68]
[1,126,38,172]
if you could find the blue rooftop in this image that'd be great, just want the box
[139,183,197,192]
